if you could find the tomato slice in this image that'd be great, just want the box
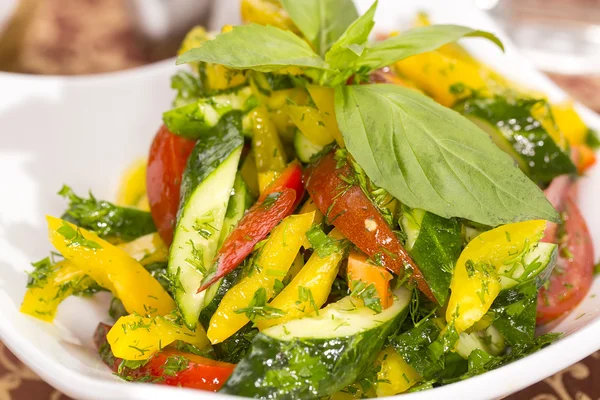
[198,188,297,292]
[537,194,594,324]
[94,323,234,391]
[147,125,196,245]
[304,150,436,302]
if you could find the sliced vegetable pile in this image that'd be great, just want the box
[21,0,597,398]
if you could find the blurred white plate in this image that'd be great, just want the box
[0,1,599,399]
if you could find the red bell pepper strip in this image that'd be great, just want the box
[304,149,436,302]
[94,323,235,391]
[197,162,304,292]
[147,125,196,245]
[198,188,297,292]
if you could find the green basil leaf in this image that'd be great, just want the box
[176,24,329,76]
[335,84,559,226]
[280,0,359,57]
[356,25,504,71]
[325,0,377,70]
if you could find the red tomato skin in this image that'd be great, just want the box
[304,150,436,302]
[93,323,235,391]
[259,161,305,209]
[198,188,297,292]
[147,125,196,245]
[537,195,594,325]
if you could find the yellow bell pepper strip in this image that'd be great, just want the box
[255,228,346,330]
[20,259,92,322]
[394,51,488,107]
[116,158,147,207]
[240,0,298,33]
[107,314,211,361]
[47,216,175,316]
[307,85,345,146]
[286,105,335,146]
[116,233,168,266]
[446,220,547,333]
[207,212,315,344]
[530,102,569,149]
[375,347,421,396]
[299,198,324,249]
[549,101,589,146]
[251,106,287,193]
[240,151,260,198]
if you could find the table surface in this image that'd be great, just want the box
[1,0,599,399]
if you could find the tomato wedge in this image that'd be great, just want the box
[147,125,196,246]
[537,194,594,324]
[304,150,436,302]
[258,161,304,208]
[94,323,235,391]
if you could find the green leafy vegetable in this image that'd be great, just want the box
[280,0,358,57]
[57,221,102,249]
[162,355,190,376]
[490,281,538,346]
[335,84,559,226]
[305,224,341,257]
[59,185,156,241]
[26,255,57,289]
[355,25,503,71]
[234,287,285,322]
[177,24,329,78]
[350,280,382,313]
[324,0,377,71]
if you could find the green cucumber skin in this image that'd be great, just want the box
[163,87,256,139]
[456,95,576,183]
[213,323,258,364]
[198,267,243,330]
[221,309,408,399]
[403,210,462,305]
[170,116,244,329]
[491,281,538,346]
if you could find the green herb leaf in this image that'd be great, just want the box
[59,185,155,241]
[356,25,503,71]
[176,24,329,77]
[171,71,203,108]
[162,355,190,376]
[235,287,285,322]
[305,224,343,257]
[57,221,102,249]
[280,0,359,57]
[335,84,559,226]
[324,0,377,69]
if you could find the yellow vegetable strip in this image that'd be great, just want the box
[116,233,168,266]
[107,314,210,361]
[20,260,91,322]
[299,198,324,249]
[375,347,421,396]
[307,85,345,146]
[256,229,345,330]
[286,105,335,146]
[47,216,175,316]
[446,220,546,333]
[116,157,147,207]
[207,212,315,344]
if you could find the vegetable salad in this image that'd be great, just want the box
[21,0,597,398]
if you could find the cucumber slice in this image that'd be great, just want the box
[456,95,576,183]
[199,174,252,329]
[400,207,462,304]
[498,242,557,290]
[169,132,243,329]
[455,326,505,358]
[294,129,323,163]
[163,87,258,139]
[221,287,411,399]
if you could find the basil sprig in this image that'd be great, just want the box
[176,0,558,226]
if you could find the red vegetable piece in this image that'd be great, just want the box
[147,125,196,245]
[259,161,305,209]
[537,195,594,325]
[304,150,436,302]
[198,188,297,292]
[93,323,235,391]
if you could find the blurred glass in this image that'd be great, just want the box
[486,0,600,111]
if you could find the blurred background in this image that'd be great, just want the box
[0,0,599,399]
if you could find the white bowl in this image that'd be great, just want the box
[0,1,599,399]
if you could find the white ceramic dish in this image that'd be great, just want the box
[0,1,599,399]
